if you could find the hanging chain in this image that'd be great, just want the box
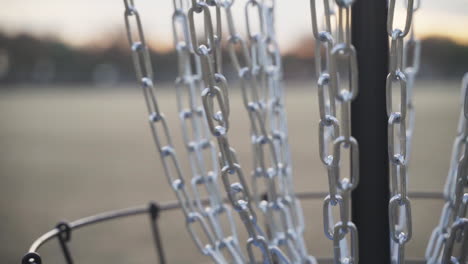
[123,1,240,263]
[426,73,468,264]
[186,0,309,263]
[310,0,360,263]
[171,1,247,263]
[122,0,311,263]
[386,1,418,263]
[121,1,437,263]
[221,0,316,263]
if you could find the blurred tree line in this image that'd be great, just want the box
[0,31,467,87]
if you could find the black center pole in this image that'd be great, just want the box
[351,1,391,263]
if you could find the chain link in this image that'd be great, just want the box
[123,1,246,262]
[187,0,314,263]
[310,0,360,263]
[426,73,468,264]
[122,1,434,263]
[173,1,247,262]
[386,1,419,263]
[222,1,316,263]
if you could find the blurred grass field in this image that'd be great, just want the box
[0,80,462,263]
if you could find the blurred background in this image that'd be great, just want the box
[0,0,467,263]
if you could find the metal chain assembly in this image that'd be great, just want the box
[123,0,316,263]
[222,1,315,263]
[186,0,317,263]
[124,1,242,262]
[309,0,360,263]
[121,0,436,263]
[171,1,246,263]
[426,73,468,264]
[386,1,419,263]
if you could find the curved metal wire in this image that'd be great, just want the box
[22,191,443,264]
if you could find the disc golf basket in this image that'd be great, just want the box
[21,0,468,264]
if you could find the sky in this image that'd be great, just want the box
[0,0,466,52]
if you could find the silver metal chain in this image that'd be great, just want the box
[123,0,307,263]
[426,73,468,264]
[386,1,419,263]
[310,1,360,263]
[186,0,309,263]
[123,1,241,263]
[171,1,247,262]
[121,1,434,263]
[222,1,316,263]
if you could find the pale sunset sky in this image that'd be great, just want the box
[0,0,466,52]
